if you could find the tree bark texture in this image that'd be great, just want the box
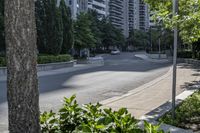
[4,0,40,132]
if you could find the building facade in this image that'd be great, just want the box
[109,0,150,37]
[88,0,109,17]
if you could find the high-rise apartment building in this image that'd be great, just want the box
[139,0,149,30]
[62,0,88,19]
[109,0,150,37]
[109,0,125,34]
[62,0,108,19]
[88,0,109,17]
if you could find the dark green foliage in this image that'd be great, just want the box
[35,0,47,54]
[88,10,102,48]
[59,0,74,54]
[192,40,200,60]
[160,91,200,131]
[45,0,63,55]
[74,12,96,50]
[0,54,72,66]
[100,18,125,50]
[177,50,192,58]
[36,0,73,55]
[0,57,6,67]
[40,95,167,133]
[37,54,72,64]
[0,0,5,53]
[127,29,149,50]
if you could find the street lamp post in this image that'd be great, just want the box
[172,0,178,119]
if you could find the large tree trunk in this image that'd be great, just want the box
[4,0,40,132]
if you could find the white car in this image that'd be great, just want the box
[111,49,120,55]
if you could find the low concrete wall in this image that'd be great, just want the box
[0,60,76,76]
[147,54,167,59]
[178,58,200,65]
[87,57,104,65]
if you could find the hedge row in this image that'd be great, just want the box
[0,54,73,67]
[0,57,6,67]
[177,51,192,58]
[37,54,72,64]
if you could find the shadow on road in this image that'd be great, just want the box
[0,59,172,104]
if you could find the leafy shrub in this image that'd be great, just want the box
[177,51,192,58]
[40,95,167,133]
[144,121,168,133]
[37,54,72,64]
[0,57,6,67]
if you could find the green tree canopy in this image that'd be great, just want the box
[36,0,63,55]
[59,0,74,54]
[128,29,149,49]
[100,17,125,50]
[144,0,200,44]
[88,9,102,48]
[74,12,96,50]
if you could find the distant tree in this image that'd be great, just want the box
[5,0,40,132]
[59,0,74,54]
[35,0,47,53]
[35,0,63,55]
[0,0,4,53]
[113,27,125,49]
[74,12,96,50]
[88,10,102,48]
[45,0,63,55]
[192,40,200,59]
[127,29,149,50]
[100,18,125,50]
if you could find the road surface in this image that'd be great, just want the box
[0,52,171,131]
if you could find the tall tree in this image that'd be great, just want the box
[88,10,102,48]
[35,0,63,55]
[35,0,47,54]
[100,18,125,50]
[74,12,96,50]
[128,29,149,50]
[45,0,63,55]
[59,0,74,54]
[0,0,4,53]
[5,0,40,132]
[144,0,200,44]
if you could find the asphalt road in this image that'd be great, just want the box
[0,52,171,130]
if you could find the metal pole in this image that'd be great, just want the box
[159,37,161,59]
[172,0,178,119]
[150,27,152,51]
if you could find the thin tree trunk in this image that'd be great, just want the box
[4,0,40,132]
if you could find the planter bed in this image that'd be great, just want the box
[159,90,200,132]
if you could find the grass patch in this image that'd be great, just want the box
[159,90,200,131]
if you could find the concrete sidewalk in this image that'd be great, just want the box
[101,63,200,132]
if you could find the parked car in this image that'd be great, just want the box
[111,49,120,55]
